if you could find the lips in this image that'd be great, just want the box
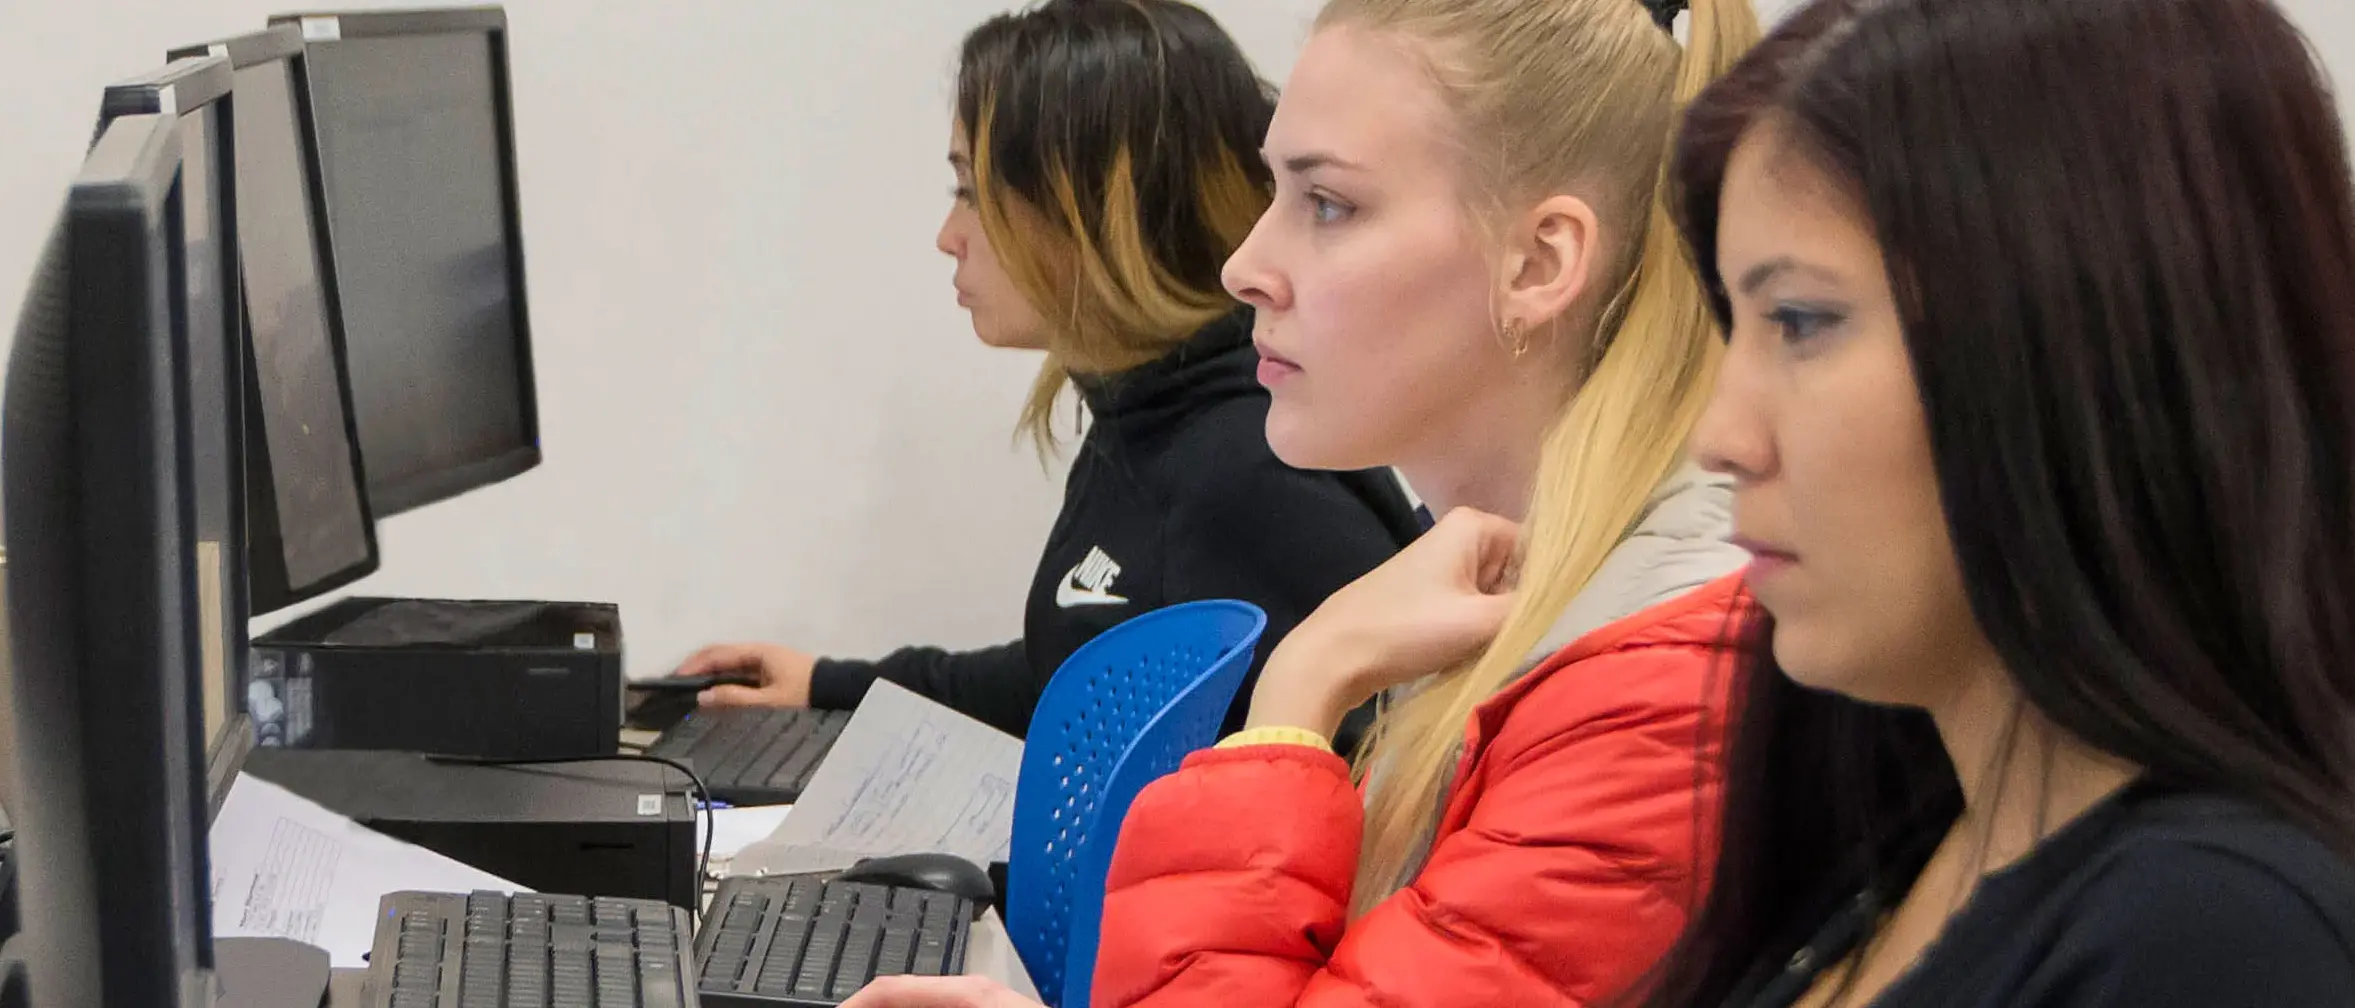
[1254,342,1302,386]
[1731,536,1798,580]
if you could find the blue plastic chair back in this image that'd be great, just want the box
[1006,600,1267,1008]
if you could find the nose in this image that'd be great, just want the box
[1690,326,1776,484]
[936,206,964,260]
[1221,211,1287,312]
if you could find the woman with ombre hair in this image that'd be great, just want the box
[673,0,1423,746]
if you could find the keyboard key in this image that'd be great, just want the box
[638,966,686,1008]
[771,732,832,792]
[756,953,799,996]
[705,952,748,987]
[914,934,952,976]
[393,960,439,986]
[878,926,918,976]
[743,713,818,785]
[836,924,882,995]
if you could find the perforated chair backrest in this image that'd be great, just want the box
[1005,600,1266,1007]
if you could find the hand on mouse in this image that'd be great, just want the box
[669,642,818,708]
[1245,507,1521,738]
[840,976,1041,1008]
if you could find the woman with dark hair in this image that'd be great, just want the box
[671,0,1421,740]
[1642,0,2355,1005]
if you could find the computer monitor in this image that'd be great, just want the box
[4,112,212,1008]
[271,6,542,516]
[170,27,379,619]
[97,55,254,824]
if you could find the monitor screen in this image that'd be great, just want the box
[289,11,539,515]
[220,45,378,610]
[177,97,245,787]
[99,54,253,815]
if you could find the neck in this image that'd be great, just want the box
[1926,657,2140,873]
[1400,441,1542,521]
[1396,362,1567,522]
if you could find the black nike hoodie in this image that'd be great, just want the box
[807,307,1423,741]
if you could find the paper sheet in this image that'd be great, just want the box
[732,681,1022,877]
[208,773,526,968]
[700,804,795,876]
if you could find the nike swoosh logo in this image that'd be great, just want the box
[1055,578,1128,609]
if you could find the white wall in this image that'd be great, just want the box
[1,0,2350,678]
[0,0,1323,678]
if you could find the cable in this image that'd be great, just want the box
[422,752,715,925]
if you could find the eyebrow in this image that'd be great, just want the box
[948,152,970,168]
[1271,150,1363,174]
[1736,256,1846,295]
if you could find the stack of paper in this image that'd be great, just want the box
[731,680,1023,877]
[208,773,525,968]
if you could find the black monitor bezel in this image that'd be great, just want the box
[169,26,382,617]
[98,54,256,826]
[269,5,545,516]
[7,111,211,1005]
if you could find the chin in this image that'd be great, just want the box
[1766,620,1842,690]
[1264,403,1375,473]
[1768,622,1911,707]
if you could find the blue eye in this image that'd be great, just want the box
[1307,191,1352,225]
[1766,304,1843,345]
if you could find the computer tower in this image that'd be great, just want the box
[249,597,623,759]
[243,748,697,909]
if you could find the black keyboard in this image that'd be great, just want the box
[694,876,972,1007]
[366,890,698,1008]
[646,709,849,805]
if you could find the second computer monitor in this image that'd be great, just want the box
[275,6,542,516]
[99,54,255,820]
[172,26,380,620]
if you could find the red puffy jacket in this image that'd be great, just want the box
[1093,573,1749,1007]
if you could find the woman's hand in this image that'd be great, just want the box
[839,976,1043,1008]
[670,642,819,708]
[1247,507,1521,737]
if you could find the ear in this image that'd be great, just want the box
[1496,193,1601,335]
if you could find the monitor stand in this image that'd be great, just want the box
[213,937,331,1008]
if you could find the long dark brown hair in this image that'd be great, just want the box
[1644,0,2355,1003]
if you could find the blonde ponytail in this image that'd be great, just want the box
[1332,0,1760,916]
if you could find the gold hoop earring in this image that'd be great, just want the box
[1502,319,1530,359]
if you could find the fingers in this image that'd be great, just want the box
[1435,507,1524,593]
[839,975,1032,1008]
[1433,507,1523,553]
[1458,583,1518,629]
[698,683,769,709]
[673,643,763,680]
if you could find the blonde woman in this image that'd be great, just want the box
[673,0,1422,741]
[849,0,1760,1006]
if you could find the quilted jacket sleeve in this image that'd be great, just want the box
[1091,641,1727,1008]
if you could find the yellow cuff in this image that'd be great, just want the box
[1216,726,1334,753]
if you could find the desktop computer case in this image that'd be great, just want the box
[250,597,623,759]
[244,747,697,909]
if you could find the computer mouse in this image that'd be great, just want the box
[835,852,996,908]
[625,671,761,694]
